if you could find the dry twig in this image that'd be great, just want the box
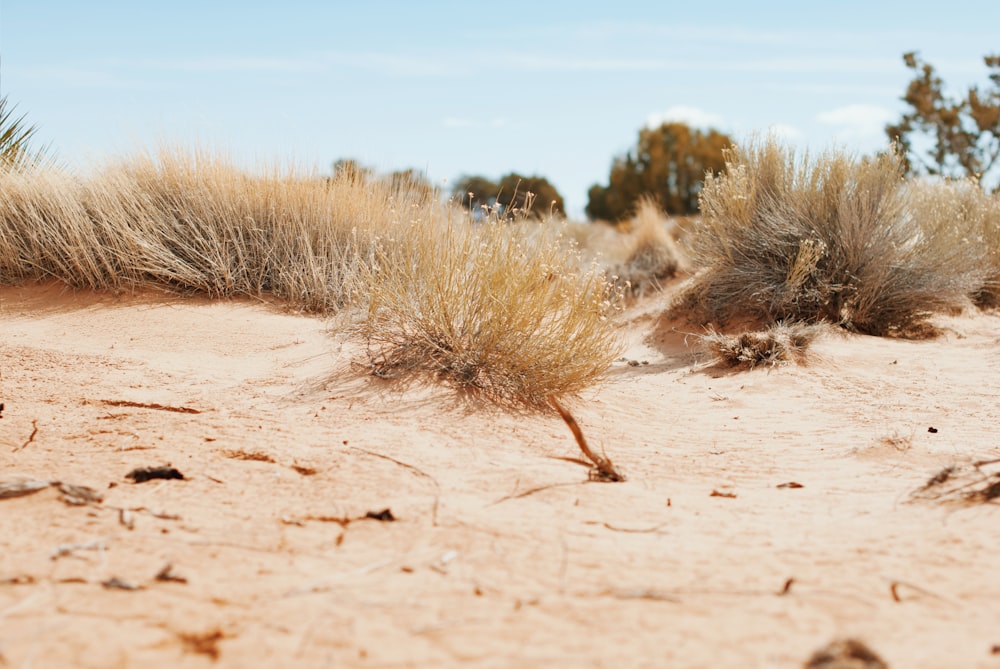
[550,397,624,482]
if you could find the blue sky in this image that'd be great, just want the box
[1,1,997,216]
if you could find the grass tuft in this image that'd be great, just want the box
[676,137,988,336]
[355,216,622,407]
[609,197,683,296]
[701,322,821,369]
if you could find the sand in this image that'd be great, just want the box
[2,281,999,668]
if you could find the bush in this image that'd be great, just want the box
[701,322,821,370]
[676,137,988,336]
[607,197,683,296]
[354,216,622,407]
[905,179,1000,307]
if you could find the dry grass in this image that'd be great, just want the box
[677,137,988,336]
[0,148,408,311]
[906,178,1000,308]
[701,322,821,369]
[909,458,1000,506]
[0,147,622,407]
[354,213,623,407]
[609,197,683,296]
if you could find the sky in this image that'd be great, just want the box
[1,1,998,217]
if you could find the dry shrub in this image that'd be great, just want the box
[909,458,1000,506]
[609,197,683,295]
[908,179,1000,308]
[678,137,987,336]
[701,321,820,369]
[355,217,622,407]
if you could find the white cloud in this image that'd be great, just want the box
[817,104,895,142]
[646,105,725,130]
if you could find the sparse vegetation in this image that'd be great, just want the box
[608,197,684,295]
[355,211,622,407]
[676,137,988,336]
[701,322,821,369]
[0,147,620,407]
[905,178,1000,307]
[910,458,1000,506]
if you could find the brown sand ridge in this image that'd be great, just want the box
[2,281,1000,668]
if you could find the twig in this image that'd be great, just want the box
[888,579,953,604]
[98,399,201,414]
[600,522,666,533]
[350,447,441,525]
[549,397,624,482]
[14,420,38,452]
[491,481,587,505]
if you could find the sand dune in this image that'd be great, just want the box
[2,281,999,667]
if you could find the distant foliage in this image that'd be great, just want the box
[886,52,1000,189]
[452,172,565,218]
[587,122,732,222]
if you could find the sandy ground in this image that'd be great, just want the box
[2,281,1000,668]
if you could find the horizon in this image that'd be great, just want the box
[1,0,997,217]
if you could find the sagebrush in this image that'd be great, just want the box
[677,138,988,336]
[356,213,622,407]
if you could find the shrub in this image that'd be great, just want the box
[701,322,821,370]
[354,216,622,407]
[608,197,683,295]
[677,137,987,336]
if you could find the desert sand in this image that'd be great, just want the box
[2,280,999,668]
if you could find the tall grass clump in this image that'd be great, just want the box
[907,180,1000,307]
[0,148,426,311]
[678,137,987,336]
[355,215,623,407]
[611,196,683,295]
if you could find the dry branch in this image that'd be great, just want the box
[550,397,624,482]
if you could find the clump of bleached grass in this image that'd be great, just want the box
[675,137,988,337]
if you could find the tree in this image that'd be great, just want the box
[587,122,732,222]
[452,172,565,219]
[886,52,1000,189]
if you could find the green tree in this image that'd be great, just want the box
[886,52,1000,188]
[587,122,732,222]
[453,172,565,218]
